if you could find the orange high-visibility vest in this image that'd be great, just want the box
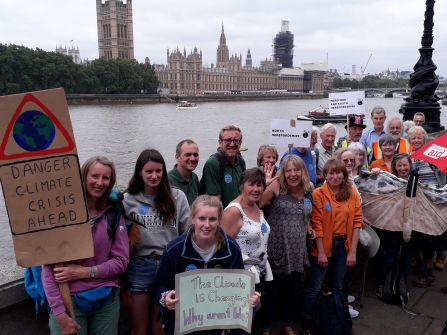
[371,138,413,161]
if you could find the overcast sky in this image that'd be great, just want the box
[1,0,446,77]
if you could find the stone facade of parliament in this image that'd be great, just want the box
[154,26,324,95]
[96,0,134,59]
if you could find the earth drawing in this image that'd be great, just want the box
[12,110,56,152]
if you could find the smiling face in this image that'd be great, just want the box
[352,149,365,167]
[320,128,336,150]
[381,142,396,158]
[413,115,425,126]
[284,161,302,188]
[86,163,112,203]
[261,150,277,166]
[409,134,425,151]
[388,119,403,140]
[395,157,411,179]
[140,161,163,194]
[340,151,356,174]
[192,205,220,248]
[241,180,264,203]
[325,168,344,189]
[219,129,242,159]
[176,142,199,174]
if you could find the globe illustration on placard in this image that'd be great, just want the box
[12,110,56,151]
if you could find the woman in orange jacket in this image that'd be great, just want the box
[300,159,362,334]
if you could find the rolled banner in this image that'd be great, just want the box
[403,169,419,242]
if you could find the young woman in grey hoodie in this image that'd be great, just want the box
[123,149,190,335]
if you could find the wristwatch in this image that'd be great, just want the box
[90,266,95,278]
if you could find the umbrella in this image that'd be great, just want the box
[410,133,447,172]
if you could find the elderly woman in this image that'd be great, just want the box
[301,159,362,333]
[42,156,129,335]
[259,155,314,335]
[407,126,447,288]
[221,168,271,297]
[257,144,279,185]
[151,195,260,335]
[369,134,397,173]
[348,142,369,174]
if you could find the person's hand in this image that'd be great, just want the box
[307,227,316,240]
[317,253,328,267]
[55,312,81,335]
[371,168,380,175]
[263,163,278,186]
[346,251,357,267]
[53,264,89,283]
[347,138,353,145]
[248,292,261,308]
[165,290,179,311]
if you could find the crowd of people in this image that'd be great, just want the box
[40,110,447,335]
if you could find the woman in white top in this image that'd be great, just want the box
[221,168,271,293]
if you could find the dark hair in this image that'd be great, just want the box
[175,139,197,156]
[81,156,116,210]
[126,149,176,225]
[239,168,266,192]
[323,159,352,201]
[390,153,412,177]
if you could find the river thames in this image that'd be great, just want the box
[1,97,446,261]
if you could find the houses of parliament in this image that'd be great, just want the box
[94,1,324,95]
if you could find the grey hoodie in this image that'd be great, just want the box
[123,188,191,256]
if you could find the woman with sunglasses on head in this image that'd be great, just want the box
[347,142,369,176]
[42,156,129,335]
[123,149,191,335]
[301,159,362,334]
[152,195,261,335]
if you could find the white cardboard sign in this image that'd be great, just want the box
[329,91,366,115]
[269,119,312,148]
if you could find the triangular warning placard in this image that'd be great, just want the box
[0,93,75,160]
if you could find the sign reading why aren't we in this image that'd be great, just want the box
[0,89,92,267]
[175,269,255,335]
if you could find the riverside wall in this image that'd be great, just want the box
[65,93,324,105]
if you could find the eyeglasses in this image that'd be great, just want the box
[222,138,241,145]
[342,159,356,164]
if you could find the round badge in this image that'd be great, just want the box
[224,174,232,183]
[261,223,268,234]
[185,264,197,271]
[305,198,312,209]
[324,202,332,211]
[308,164,314,171]
[138,205,150,215]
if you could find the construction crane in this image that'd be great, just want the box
[361,54,372,74]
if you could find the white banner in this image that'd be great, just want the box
[269,119,312,148]
[329,91,366,115]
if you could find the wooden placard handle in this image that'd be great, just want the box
[54,262,76,321]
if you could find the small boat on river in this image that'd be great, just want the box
[177,101,198,110]
[299,106,365,125]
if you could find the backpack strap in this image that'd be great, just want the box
[105,206,120,242]
[237,155,246,172]
[314,148,320,171]
[212,152,226,182]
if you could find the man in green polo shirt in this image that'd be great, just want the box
[168,139,200,205]
[201,124,245,208]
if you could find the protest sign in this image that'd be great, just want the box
[329,91,366,115]
[175,269,255,335]
[269,119,313,148]
[0,89,92,267]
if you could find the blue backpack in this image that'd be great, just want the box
[24,266,47,316]
[313,290,353,335]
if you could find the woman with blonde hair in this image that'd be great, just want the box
[301,159,362,334]
[259,155,314,335]
[152,195,261,335]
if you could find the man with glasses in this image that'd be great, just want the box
[413,112,436,133]
[201,124,246,207]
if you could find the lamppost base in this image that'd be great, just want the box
[402,102,444,133]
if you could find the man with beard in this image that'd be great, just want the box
[201,124,246,207]
[338,115,367,147]
[168,139,200,205]
[370,117,411,164]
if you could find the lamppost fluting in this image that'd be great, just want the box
[402,0,444,132]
